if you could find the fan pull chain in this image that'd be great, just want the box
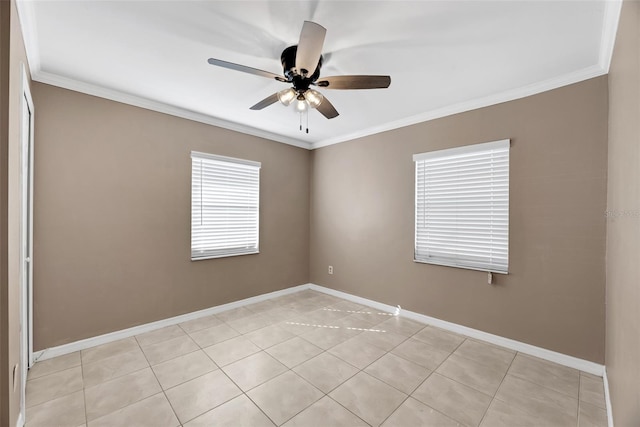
[297,111,310,133]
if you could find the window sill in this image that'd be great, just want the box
[413,258,508,275]
[192,250,259,261]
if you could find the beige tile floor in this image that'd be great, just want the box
[26,290,608,427]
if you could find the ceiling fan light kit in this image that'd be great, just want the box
[295,96,309,113]
[304,89,324,109]
[277,88,297,106]
[207,20,391,132]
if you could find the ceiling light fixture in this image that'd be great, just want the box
[277,88,296,106]
[287,89,324,134]
[207,20,391,131]
[280,88,327,133]
[295,94,308,112]
[285,89,323,111]
[304,89,324,109]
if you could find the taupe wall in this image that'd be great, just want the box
[32,83,311,350]
[605,0,640,424]
[310,77,608,363]
[1,0,31,425]
[33,74,609,364]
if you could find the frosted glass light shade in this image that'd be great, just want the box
[304,89,324,108]
[277,88,296,106]
[295,98,308,112]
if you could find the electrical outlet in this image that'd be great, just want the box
[328,265,333,275]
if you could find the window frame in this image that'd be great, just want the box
[190,151,261,261]
[413,139,510,274]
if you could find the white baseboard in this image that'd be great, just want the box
[603,367,614,427]
[34,282,605,379]
[308,283,605,376]
[308,284,400,314]
[33,284,311,362]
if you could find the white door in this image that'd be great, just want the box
[19,64,34,425]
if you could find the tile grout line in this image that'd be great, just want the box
[175,338,254,425]
[236,307,330,426]
[351,320,450,427]
[324,394,374,427]
[428,343,515,399]
[144,348,202,372]
[26,293,310,423]
[236,381,281,426]
[243,299,370,426]
[385,335,472,427]
[492,361,583,405]
[237,348,310,426]
[275,370,326,426]
[476,348,518,427]
[509,352,584,396]
[442,340,516,372]
[178,383,242,425]
[24,366,86,415]
[197,305,323,426]
[80,350,89,427]
[133,335,183,426]
[577,374,583,427]
[25,362,81,382]
[275,307,387,426]
[376,345,430,426]
[579,374,583,416]
[175,317,223,336]
[25,352,82,382]
[30,291,598,426]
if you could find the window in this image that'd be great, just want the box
[191,152,260,260]
[414,139,509,273]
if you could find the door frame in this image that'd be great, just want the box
[19,62,34,425]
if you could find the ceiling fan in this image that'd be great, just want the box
[207,21,391,124]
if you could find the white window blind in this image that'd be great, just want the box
[413,139,510,274]
[191,152,260,260]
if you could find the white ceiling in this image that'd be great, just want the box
[18,1,620,149]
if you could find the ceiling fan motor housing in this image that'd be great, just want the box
[281,45,323,92]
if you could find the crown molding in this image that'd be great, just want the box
[17,1,311,149]
[310,64,606,149]
[17,0,622,152]
[31,70,312,150]
[31,64,606,152]
[599,0,623,73]
[16,0,40,71]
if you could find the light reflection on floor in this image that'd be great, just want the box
[284,321,387,333]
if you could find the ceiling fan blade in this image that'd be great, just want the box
[249,93,280,110]
[316,96,339,119]
[295,21,326,77]
[316,75,391,90]
[208,58,287,82]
